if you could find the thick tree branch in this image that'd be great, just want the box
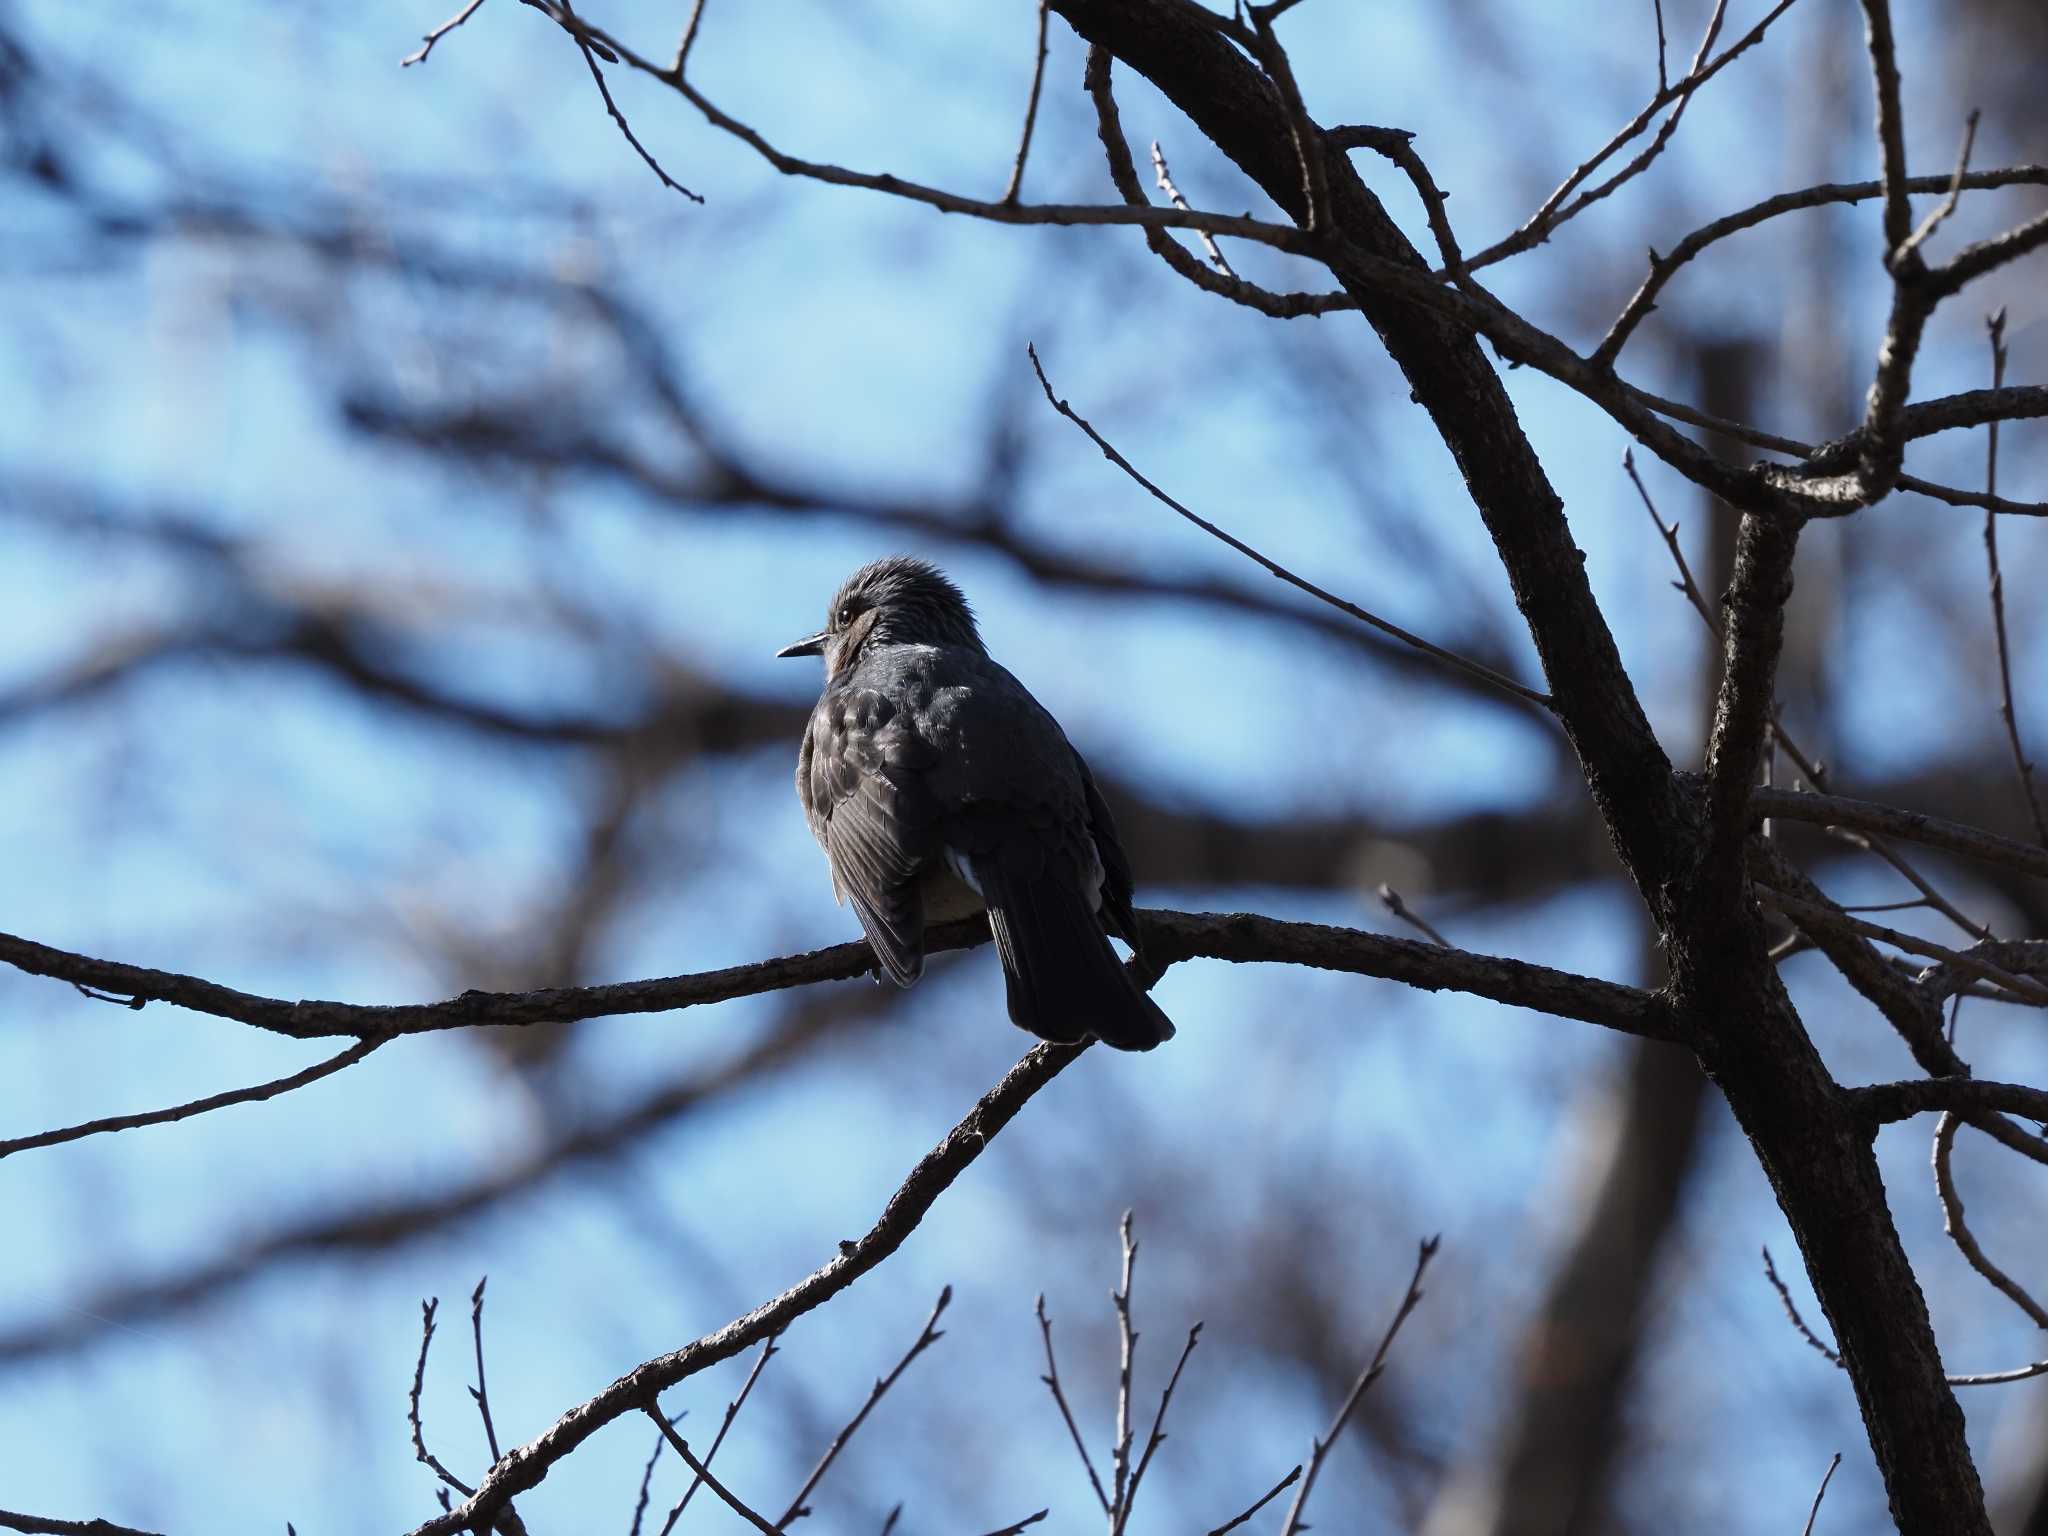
[1857,0,1912,256]
[0,909,1677,1047]
[1703,515,1799,904]
[1850,1078,2048,1126]
[0,1514,166,1536]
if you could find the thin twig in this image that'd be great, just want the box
[1801,1453,1842,1536]
[1595,165,2048,366]
[1000,0,1051,205]
[0,1034,384,1161]
[658,1334,777,1533]
[1085,48,1348,318]
[411,1299,477,1498]
[1151,141,1234,276]
[1027,344,1554,712]
[1759,887,2048,1003]
[1110,1212,1138,1529]
[1823,826,1993,942]
[552,0,703,203]
[1036,1295,1112,1516]
[408,1040,1087,1536]
[1377,884,1449,948]
[1652,0,1669,89]
[878,1506,901,1536]
[536,7,1310,253]
[402,0,489,66]
[1761,1228,2048,1392]
[1761,1247,1842,1364]
[1933,1113,2048,1329]
[1625,448,1720,635]
[1326,123,1466,273]
[1204,1466,1301,1535]
[630,1412,683,1536]
[1247,11,1329,233]
[469,1276,503,1463]
[1894,111,1980,267]
[973,1513,1049,1536]
[1550,0,1729,230]
[1279,1236,1439,1536]
[1980,308,2048,848]
[1769,1240,2048,1389]
[1949,1359,2048,1387]
[668,0,708,78]
[1111,1323,1200,1536]
[1466,0,1801,270]
[776,1288,951,1528]
[643,1413,778,1535]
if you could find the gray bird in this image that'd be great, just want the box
[778,557,1174,1051]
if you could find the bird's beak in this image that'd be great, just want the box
[776,631,828,659]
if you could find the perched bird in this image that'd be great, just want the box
[779,557,1173,1051]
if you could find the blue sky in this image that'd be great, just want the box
[1,0,2045,1531]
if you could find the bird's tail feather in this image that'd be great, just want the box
[978,862,1174,1052]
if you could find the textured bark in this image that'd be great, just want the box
[1046,2,1990,1527]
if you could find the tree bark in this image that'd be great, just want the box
[1048,2,1990,1526]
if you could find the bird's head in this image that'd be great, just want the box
[777,557,983,681]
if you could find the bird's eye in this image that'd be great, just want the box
[835,603,853,627]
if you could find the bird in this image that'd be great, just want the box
[778,557,1174,1051]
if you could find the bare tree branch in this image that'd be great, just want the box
[401,0,490,66]
[656,1334,777,1533]
[1462,0,1804,271]
[411,1299,476,1499]
[1203,1466,1301,1535]
[0,1513,167,1536]
[1978,309,2048,849]
[1749,787,2048,880]
[1035,1294,1113,1517]
[1802,1453,1843,1536]
[1933,1112,2048,1330]
[775,1288,952,1529]
[0,908,1678,1048]
[1849,1078,2048,1126]
[1001,0,1052,204]
[1027,343,1556,712]
[1857,0,1913,256]
[0,1034,385,1161]
[469,1277,504,1465]
[643,1415,778,1535]
[1595,166,2048,365]
[1279,1235,1438,1536]
[403,1042,1088,1535]
[0,1010,842,1365]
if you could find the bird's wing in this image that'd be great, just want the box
[910,659,1168,1048]
[917,657,1095,887]
[1073,750,1143,951]
[806,685,942,985]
